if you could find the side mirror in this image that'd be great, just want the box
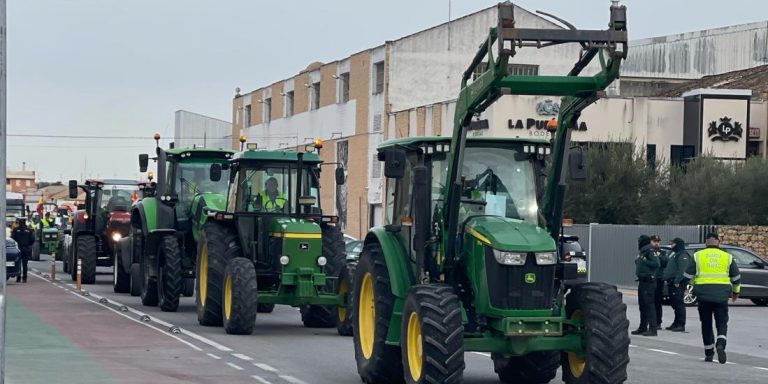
[68,180,78,199]
[210,163,222,182]
[568,148,588,181]
[335,167,345,185]
[382,148,407,179]
[139,154,149,173]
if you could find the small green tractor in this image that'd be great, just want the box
[352,3,630,384]
[34,203,62,261]
[120,136,235,312]
[197,141,352,335]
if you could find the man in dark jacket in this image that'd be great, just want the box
[11,218,35,283]
[663,238,690,331]
[651,235,669,328]
[632,235,660,336]
[683,233,740,364]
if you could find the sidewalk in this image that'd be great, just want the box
[5,272,241,384]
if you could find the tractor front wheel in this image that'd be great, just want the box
[31,242,40,261]
[352,242,403,384]
[77,235,97,284]
[300,225,349,330]
[222,257,258,335]
[562,282,630,384]
[196,222,240,326]
[183,278,195,297]
[113,250,130,293]
[140,253,159,307]
[157,236,182,312]
[493,351,559,384]
[130,263,141,296]
[336,262,354,336]
[400,284,464,384]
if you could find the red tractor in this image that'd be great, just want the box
[65,179,141,284]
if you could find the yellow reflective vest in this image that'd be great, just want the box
[259,191,286,210]
[684,247,741,302]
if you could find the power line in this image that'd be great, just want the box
[7,133,299,139]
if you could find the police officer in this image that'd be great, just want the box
[650,235,669,328]
[632,235,660,336]
[11,218,35,283]
[663,238,690,332]
[683,233,741,364]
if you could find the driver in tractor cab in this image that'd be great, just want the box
[42,212,57,229]
[257,177,286,212]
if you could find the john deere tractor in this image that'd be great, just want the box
[120,136,235,312]
[351,3,630,384]
[195,141,352,336]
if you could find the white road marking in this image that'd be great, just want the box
[647,348,679,355]
[725,362,736,365]
[251,375,272,384]
[227,362,244,371]
[253,363,278,372]
[629,345,637,348]
[207,353,222,360]
[279,375,308,384]
[233,353,254,361]
[754,367,768,371]
[471,352,491,357]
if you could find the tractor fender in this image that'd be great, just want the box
[364,227,415,298]
[131,201,151,235]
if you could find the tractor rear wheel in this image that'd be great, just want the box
[561,282,630,384]
[113,250,130,293]
[31,242,40,261]
[78,235,97,284]
[56,242,65,261]
[130,263,141,296]
[158,235,182,312]
[140,252,159,307]
[68,244,77,281]
[196,222,241,326]
[300,225,348,329]
[493,351,559,383]
[257,303,275,313]
[222,257,258,335]
[400,284,464,384]
[352,242,404,384]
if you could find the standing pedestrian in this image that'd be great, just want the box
[632,235,660,336]
[683,233,740,364]
[650,235,669,328]
[11,218,35,283]
[663,238,691,332]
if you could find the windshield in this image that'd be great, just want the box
[563,241,583,254]
[727,248,762,265]
[174,160,231,217]
[99,185,139,212]
[236,164,320,214]
[432,145,539,224]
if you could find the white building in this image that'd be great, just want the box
[174,110,232,150]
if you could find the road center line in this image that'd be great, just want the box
[227,362,244,371]
[233,353,254,361]
[647,348,679,355]
[253,363,278,372]
[251,375,272,384]
[207,353,222,360]
[754,367,768,371]
[279,375,308,384]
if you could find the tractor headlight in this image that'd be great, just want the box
[317,256,327,266]
[535,252,557,265]
[279,256,290,265]
[111,233,122,242]
[492,250,526,266]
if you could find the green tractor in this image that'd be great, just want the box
[351,3,630,384]
[196,141,352,336]
[34,203,62,261]
[121,136,235,312]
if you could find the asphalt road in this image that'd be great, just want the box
[25,257,768,384]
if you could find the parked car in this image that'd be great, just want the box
[5,236,20,281]
[662,244,768,306]
[561,235,588,283]
[343,234,361,262]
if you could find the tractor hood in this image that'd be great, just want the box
[269,217,321,237]
[464,216,555,253]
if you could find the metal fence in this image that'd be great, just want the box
[565,224,702,288]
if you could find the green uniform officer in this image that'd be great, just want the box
[651,235,669,328]
[632,235,660,336]
[663,238,690,332]
[683,233,741,364]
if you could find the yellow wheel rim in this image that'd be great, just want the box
[358,272,375,359]
[200,243,208,305]
[567,310,586,378]
[406,312,423,381]
[224,275,232,320]
[338,276,349,322]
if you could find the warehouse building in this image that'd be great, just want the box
[232,3,768,237]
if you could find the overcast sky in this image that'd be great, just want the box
[7,0,768,181]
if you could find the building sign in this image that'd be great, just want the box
[536,99,560,116]
[707,116,743,142]
[508,118,588,135]
[749,127,761,139]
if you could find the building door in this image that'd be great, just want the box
[670,145,696,166]
[747,141,761,158]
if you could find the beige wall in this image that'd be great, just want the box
[294,72,310,115]
[270,83,284,123]
[350,52,370,135]
[320,63,337,108]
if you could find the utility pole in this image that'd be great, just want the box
[1,0,8,382]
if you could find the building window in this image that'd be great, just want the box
[285,91,294,117]
[373,61,384,94]
[646,144,656,170]
[339,72,350,103]
[747,141,761,158]
[670,145,695,167]
[311,82,320,110]
[26,180,31,187]
[15,180,21,187]
[472,63,539,80]
[244,105,251,127]
[264,98,272,123]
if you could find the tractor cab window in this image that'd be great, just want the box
[99,185,138,213]
[238,166,293,213]
[431,146,538,225]
[174,160,230,217]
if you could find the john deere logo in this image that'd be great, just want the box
[708,116,743,142]
[299,243,309,251]
[524,273,536,284]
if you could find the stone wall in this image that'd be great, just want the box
[719,226,768,260]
